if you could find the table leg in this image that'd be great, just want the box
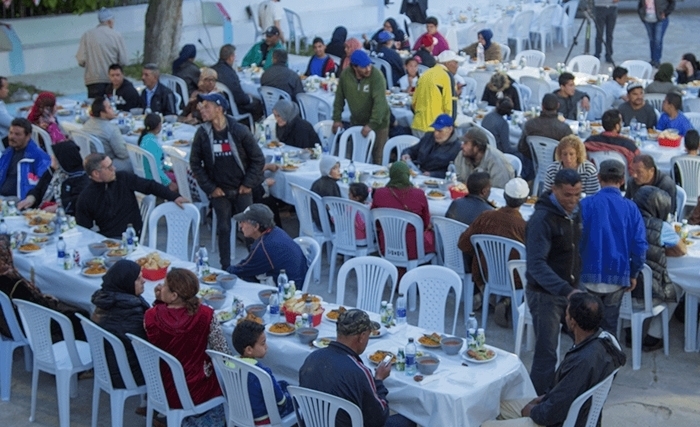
[685,294,699,352]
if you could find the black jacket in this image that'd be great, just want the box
[27,171,88,215]
[260,64,305,102]
[637,0,675,21]
[446,194,494,226]
[414,49,436,68]
[189,116,265,196]
[212,60,253,108]
[139,82,177,116]
[371,46,406,88]
[401,130,461,177]
[276,116,321,150]
[173,61,201,94]
[105,79,142,112]
[482,76,521,111]
[625,169,677,214]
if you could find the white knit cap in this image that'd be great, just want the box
[98,7,114,23]
[504,177,530,199]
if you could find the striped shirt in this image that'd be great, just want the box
[542,161,600,195]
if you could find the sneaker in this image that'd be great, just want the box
[642,336,663,352]
[494,298,511,328]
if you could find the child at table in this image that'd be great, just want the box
[137,114,178,192]
[231,320,294,425]
[349,182,370,243]
[398,57,420,94]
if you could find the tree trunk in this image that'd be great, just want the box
[143,0,184,70]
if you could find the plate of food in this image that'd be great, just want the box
[81,265,108,278]
[197,287,221,298]
[426,190,446,200]
[371,181,385,189]
[369,322,386,339]
[684,239,694,247]
[424,179,442,188]
[312,337,334,349]
[216,311,235,324]
[106,248,128,258]
[29,236,52,245]
[18,243,42,253]
[32,225,55,235]
[280,165,298,172]
[266,322,296,336]
[647,129,659,140]
[267,141,285,149]
[690,230,700,239]
[325,306,347,323]
[524,196,538,205]
[200,273,219,284]
[418,332,442,348]
[462,345,498,364]
[372,169,389,178]
[56,109,72,116]
[173,139,191,147]
[26,213,54,226]
[102,239,121,249]
[368,350,396,365]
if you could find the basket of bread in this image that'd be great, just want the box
[282,293,325,326]
[136,252,171,281]
[449,183,469,199]
[657,130,682,147]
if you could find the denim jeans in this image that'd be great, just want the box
[643,18,670,64]
[594,6,617,60]
[586,287,625,334]
[527,289,569,395]
[210,192,253,269]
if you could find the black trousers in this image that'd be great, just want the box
[594,6,617,60]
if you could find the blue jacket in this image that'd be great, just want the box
[580,187,647,287]
[656,112,694,136]
[0,139,51,199]
[239,358,293,425]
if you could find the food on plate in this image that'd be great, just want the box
[281,165,298,172]
[326,306,347,320]
[692,231,700,238]
[371,327,382,336]
[418,333,442,346]
[372,169,388,178]
[369,350,396,364]
[238,312,264,325]
[30,236,50,244]
[102,240,121,248]
[525,196,538,205]
[424,179,440,187]
[197,287,220,297]
[136,252,171,270]
[18,243,41,252]
[587,78,598,84]
[475,114,485,120]
[467,347,496,361]
[28,214,54,225]
[590,121,602,127]
[409,169,418,177]
[283,294,323,315]
[269,322,295,334]
[201,273,218,283]
[107,248,127,257]
[315,337,333,348]
[647,128,659,137]
[173,139,190,146]
[684,239,694,246]
[33,225,54,234]
[413,375,424,382]
[371,181,385,189]
[267,140,283,148]
[427,190,445,198]
[84,265,107,275]
[216,311,234,323]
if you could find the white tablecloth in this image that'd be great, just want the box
[666,226,700,352]
[639,140,684,175]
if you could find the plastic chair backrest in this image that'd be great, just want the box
[283,8,306,54]
[382,135,419,166]
[508,259,527,300]
[619,60,652,80]
[372,208,427,263]
[492,15,513,44]
[290,183,332,241]
[335,126,375,163]
[532,4,559,32]
[561,368,620,427]
[394,14,414,44]
[294,237,321,293]
[576,85,611,121]
[259,86,292,117]
[644,94,666,113]
[314,120,335,152]
[324,197,375,254]
[467,71,493,102]
[216,82,254,130]
[513,82,531,111]
[475,124,497,148]
[369,57,393,90]
[509,10,535,38]
[562,0,579,29]
[0,291,27,346]
[147,202,200,261]
[163,147,192,200]
[335,256,398,313]
[69,130,105,159]
[587,150,628,183]
[620,264,654,318]
[297,93,332,126]
[684,97,700,113]
[432,216,468,274]
[470,234,526,296]
[16,158,34,199]
[126,144,162,184]
[398,265,462,334]
[504,153,523,177]
[249,2,263,39]
[675,185,687,221]
[288,385,364,427]
[498,42,511,62]
[160,74,189,111]
[527,135,559,195]
[568,55,600,75]
[514,50,546,68]
[461,77,478,101]
[684,112,700,130]
[519,75,551,108]
[31,125,54,157]
[138,193,156,239]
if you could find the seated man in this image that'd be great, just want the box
[446,172,494,225]
[241,26,285,70]
[139,63,177,116]
[482,292,626,427]
[455,127,514,188]
[617,83,657,129]
[553,72,590,121]
[304,37,337,77]
[624,154,677,214]
[370,31,405,87]
[299,309,415,427]
[76,153,187,238]
[0,118,51,198]
[411,16,449,56]
[600,66,629,107]
[657,91,694,137]
[104,64,141,112]
[212,44,264,121]
[227,204,308,285]
[585,109,640,172]
[82,96,132,172]
[400,114,461,177]
[260,49,304,103]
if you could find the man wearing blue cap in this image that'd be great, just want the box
[370,30,405,88]
[400,113,460,177]
[190,93,266,269]
[333,49,391,164]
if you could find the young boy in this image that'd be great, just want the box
[684,129,699,156]
[231,320,294,425]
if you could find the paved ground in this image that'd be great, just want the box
[2,3,700,426]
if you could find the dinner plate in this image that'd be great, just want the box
[426,192,446,200]
[372,170,389,178]
[417,335,442,348]
[324,310,342,323]
[81,267,107,278]
[32,227,55,235]
[461,345,498,364]
[267,142,285,149]
[216,311,235,324]
[312,337,335,349]
[102,239,122,249]
[368,350,395,365]
[266,322,296,336]
[690,230,700,239]
[173,140,191,147]
[18,246,43,254]
[280,166,298,172]
[424,180,442,188]
[369,325,387,339]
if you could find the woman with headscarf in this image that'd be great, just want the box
[459,29,501,62]
[311,155,341,230]
[90,260,150,390]
[481,71,521,111]
[363,18,410,51]
[645,63,680,94]
[27,92,66,146]
[675,53,700,84]
[371,161,435,259]
[145,269,228,426]
[272,99,320,149]
[326,26,348,60]
[172,44,200,94]
[16,140,89,215]
[341,38,363,71]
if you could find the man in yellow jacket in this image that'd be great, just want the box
[411,50,464,137]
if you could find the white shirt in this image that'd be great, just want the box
[601,80,627,100]
[399,74,419,92]
[258,1,284,30]
[0,100,13,140]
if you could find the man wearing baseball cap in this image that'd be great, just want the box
[617,82,658,129]
[333,49,391,164]
[370,31,405,87]
[455,126,514,188]
[401,113,460,177]
[411,50,464,136]
[226,204,308,284]
[414,33,437,68]
[241,26,285,70]
[190,93,265,269]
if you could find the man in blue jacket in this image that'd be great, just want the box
[0,118,50,199]
[580,160,647,333]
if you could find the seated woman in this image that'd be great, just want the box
[179,67,219,125]
[371,161,435,259]
[16,140,89,215]
[311,155,341,230]
[27,92,66,147]
[145,269,228,426]
[273,99,320,149]
[362,18,410,51]
[482,72,521,111]
[138,113,178,192]
[172,44,200,94]
[91,260,149,390]
[398,57,420,94]
[645,63,680,94]
[326,26,348,60]
[543,135,600,195]
[459,29,501,62]
[675,53,700,85]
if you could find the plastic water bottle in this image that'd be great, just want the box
[0,219,7,235]
[477,328,486,348]
[405,338,417,375]
[629,117,638,139]
[385,303,394,326]
[57,207,69,233]
[277,269,289,297]
[396,293,407,325]
[467,327,477,350]
[467,312,478,333]
[197,245,209,275]
[265,123,272,143]
[125,223,136,252]
[269,291,280,320]
[348,160,356,182]
[56,237,66,266]
[476,43,485,66]
[380,301,388,324]
[447,162,457,184]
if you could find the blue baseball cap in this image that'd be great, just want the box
[350,50,372,68]
[377,30,394,43]
[197,93,229,111]
[431,114,454,130]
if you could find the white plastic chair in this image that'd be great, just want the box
[163,146,210,211]
[296,93,332,125]
[492,16,513,45]
[283,8,306,54]
[216,82,254,131]
[527,135,559,196]
[313,120,336,153]
[160,73,189,112]
[290,184,333,283]
[467,71,493,103]
[470,235,526,333]
[460,76,478,101]
[508,10,535,56]
[514,50,546,68]
[529,4,560,52]
[504,153,523,177]
[554,0,579,48]
[207,350,296,427]
[620,60,653,81]
[382,135,419,167]
[0,292,32,401]
[685,112,700,130]
[568,55,600,76]
[137,193,156,241]
[335,256,398,313]
[126,143,162,184]
[13,299,93,427]
[398,266,462,335]
[76,313,146,427]
[561,368,620,427]
[294,237,321,293]
[31,124,54,158]
[684,97,700,113]
[370,57,393,90]
[288,385,363,427]
[675,185,687,222]
[587,150,628,183]
[324,197,377,292]
[333,126,376,163]
[147,202,201,262]
[519,76,552,109]
[393,14,414,45]
[513,82,531,111]
[577,85,612,121]
[259,86,292,117]
[617,264,669,370]
[497,42,511,62]
[644,94,666,113]
[70,129,105,160]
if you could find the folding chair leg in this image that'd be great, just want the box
[463,274,474,326]
[56,370,73,427]
[91,382,100,427]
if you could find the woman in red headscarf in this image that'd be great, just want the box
[27,92,66,147]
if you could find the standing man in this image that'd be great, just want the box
[260,50,304,102]
[190,94,265,270]
[580,160,647,333]
[76,7,127,98]
[553,73,590,120]
[258,0,285,43]
[411,51,464,136]
[211,44,264,121]
[400,0,428,24]
[333,50,390,165]
[104,64,141,112]
[0,118,51,199]
[241,26,285,70]
[526,168,583,395]
[140,64,177,116]
[594,0,619,64]
[0,76,12,146]
[618,83,657,129]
